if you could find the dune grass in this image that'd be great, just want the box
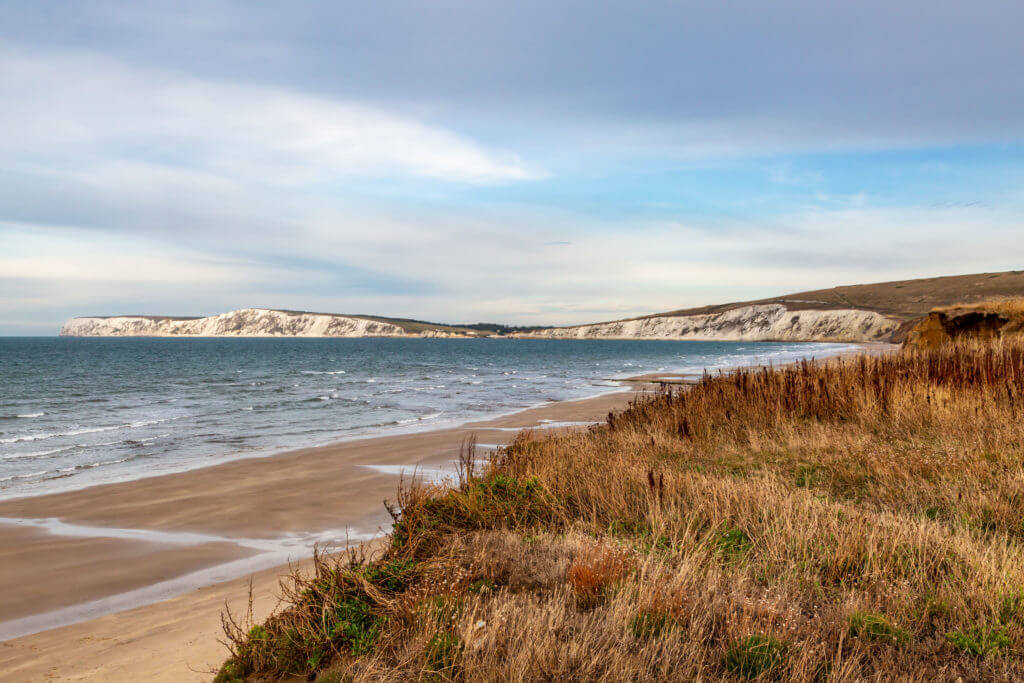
[217,340,1024,681]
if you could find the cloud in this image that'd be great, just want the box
[0,49,541,185]
[6,1,1021,156]
[5,201,1021,334]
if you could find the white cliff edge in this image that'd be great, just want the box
[513,304,898,342]
[59,309,471,338]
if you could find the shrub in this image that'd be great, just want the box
[946,624,1012,656]
[362,558,418,592]
[390,474,552,554]
[330,594,382,656]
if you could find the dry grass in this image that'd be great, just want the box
[217,340,1024,681]
[934,297,1024,318]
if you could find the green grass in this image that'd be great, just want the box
[723,635,788,679]
[848,612,911,644]
[424,632,461,673]
[630,610,672,639]
[946,624,1012,656]
[714,525,752,563]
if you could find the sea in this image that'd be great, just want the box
[0,337,856,499]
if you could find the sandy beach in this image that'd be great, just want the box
[0,387,642,681]
[0,344,896,681]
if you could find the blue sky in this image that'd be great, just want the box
[2,0,1023,334]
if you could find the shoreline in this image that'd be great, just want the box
[0,389,643,631]
[0,389,641,681]
[0,340,862,504]
[0,342,894,680]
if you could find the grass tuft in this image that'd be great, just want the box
[566,543,631,608]
[946,624,1012,657]
[424,631,461,673]
[723,634,788,679]
[848,611,910,644]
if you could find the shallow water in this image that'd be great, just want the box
[0,337,855,498]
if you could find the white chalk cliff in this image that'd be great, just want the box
[60,309,468,338]
[60,304,899,342]
[514,304,898,342]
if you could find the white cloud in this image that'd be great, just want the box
[3,200,1022,334]
[0,49,541,185]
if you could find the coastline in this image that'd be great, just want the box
[0,389,642,680]
[0,342,894,680]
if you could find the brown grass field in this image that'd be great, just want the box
[653,270,1024,320]
[215,338,1024,681]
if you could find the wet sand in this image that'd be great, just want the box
[0,525,254,623]
[0,388,641,681]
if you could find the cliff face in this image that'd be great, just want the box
[60,304,901,342]
[60,309,434,338]
[903,300,1024,349]
[514,304,899,342]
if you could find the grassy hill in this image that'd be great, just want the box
[216,339,1024,680]
[652,270,1024,320]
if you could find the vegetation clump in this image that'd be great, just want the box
[218,339,1024,680]
[630,609,673,639]
[848,611,910,644]
[946,624,1012,657]
[723,634,788,680]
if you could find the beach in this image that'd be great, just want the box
[0,342,894,681]
[0,387,640,681]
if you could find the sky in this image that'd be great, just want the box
[2,1,1023,334]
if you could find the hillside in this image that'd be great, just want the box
[216,340,1024,680]
[518,271,1024,342]
[653,270,1024,319]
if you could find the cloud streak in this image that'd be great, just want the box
[0,50,541,185]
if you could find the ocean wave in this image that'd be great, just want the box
[89,457,131,467]
[0,424,126,445]
[0,470,47,483]
[301,370,346,375]
[2,431,169,461]
[1,412,45,421]
[396,412,443,425]
[0,418,173,445]
[2,445,76,460]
